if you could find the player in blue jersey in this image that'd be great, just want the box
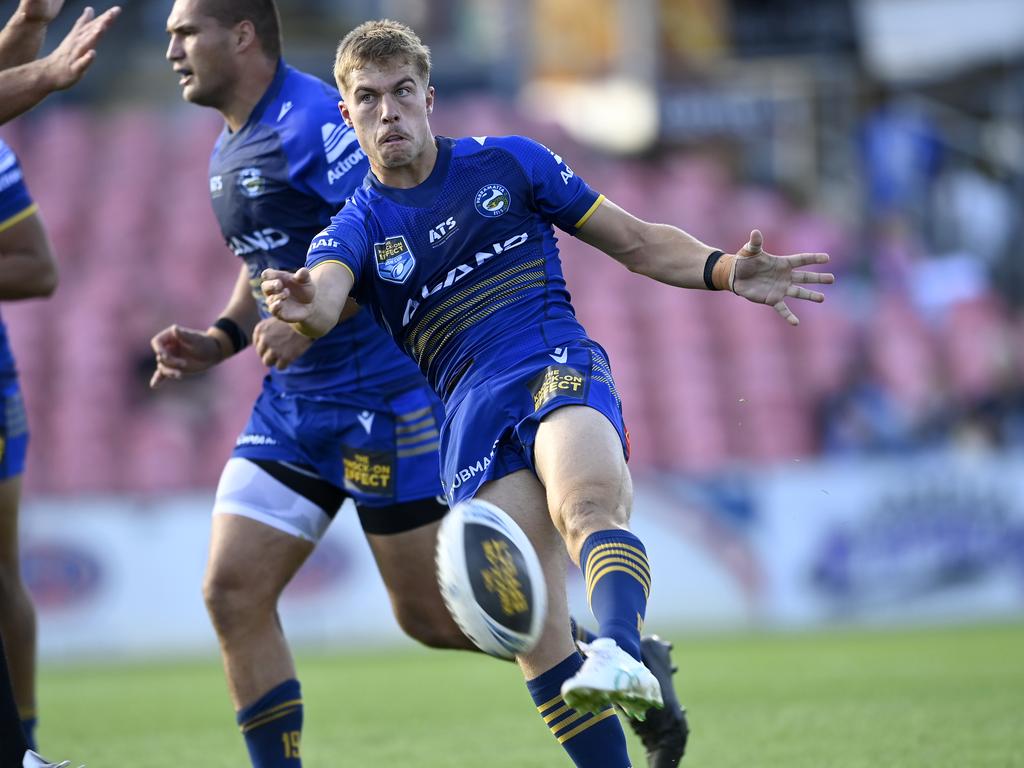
[263,20,833,768]
[0,139,60,768]
[0,4,118,765]
[155,7,688,767]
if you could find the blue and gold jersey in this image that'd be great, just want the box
[306,135,604,398]
[209,61,424,396]
[0,139,37,379]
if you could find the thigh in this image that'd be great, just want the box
[210,458,338,600]
[363,518,444,603]
[206,512,314,601]
[533,404,633,543]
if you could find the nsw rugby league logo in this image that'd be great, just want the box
[374,235,416,284]
[475,184,510,217]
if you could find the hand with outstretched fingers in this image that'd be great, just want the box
[730,229,834,326]
[40,5,120,91]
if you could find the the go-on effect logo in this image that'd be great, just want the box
[475,183,510,217]
[374,235,416,284]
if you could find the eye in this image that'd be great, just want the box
[396,87,411,97]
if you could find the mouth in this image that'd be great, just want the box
[380,133,408,147]
[173,67,194,87]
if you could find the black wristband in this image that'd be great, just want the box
[212,317,249,355]
[703,250,725,290]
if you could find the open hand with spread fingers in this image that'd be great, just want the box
[261,267,316,324]
[729,229,834,326]
[41,5,121,90]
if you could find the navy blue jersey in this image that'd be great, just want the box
[0,139,37,380]
[209,61,424,395]
[305,135,605,398]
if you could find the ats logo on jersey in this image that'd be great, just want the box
[429,216,458,246]
[475,184,510,217]
[209,175,224,198]
[237,167,266,198]
[530,365,586,411]
[374,235,416,284]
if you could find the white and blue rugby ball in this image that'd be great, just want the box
[436,499,547,660]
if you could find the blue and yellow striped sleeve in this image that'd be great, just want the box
[0,141,36,234]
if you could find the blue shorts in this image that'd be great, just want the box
[439,339,629,504]
[0,377,28,481]
[232,379,444,507]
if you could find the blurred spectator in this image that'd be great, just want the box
[860,90,943,223]
[816,338,916,455]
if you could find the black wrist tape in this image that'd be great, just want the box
[703,250,725,290]
[212,317,249,354]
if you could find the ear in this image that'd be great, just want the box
[339,100,353,127]
[425,85,435,115]
[234,20,256,53]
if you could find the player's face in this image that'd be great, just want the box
[339,59,435,172]
[165,0,238,108]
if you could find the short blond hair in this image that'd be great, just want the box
[333,19,431,94]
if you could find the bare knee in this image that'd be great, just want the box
[202,568,277,638]
[552,484,629,559]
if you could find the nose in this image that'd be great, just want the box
[380,92,400,123]
[166,34,182,62]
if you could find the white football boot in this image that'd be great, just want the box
[23,750,82,768]
[561,637,664,720]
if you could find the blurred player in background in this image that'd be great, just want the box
[264,19,831,768]
[0,3,119,765]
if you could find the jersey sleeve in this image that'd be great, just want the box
[501,136,603,235]
[305,208,371,301]
[0,141,37,233]
[279,85,368,208]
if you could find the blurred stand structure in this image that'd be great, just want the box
[1,0,1023,654]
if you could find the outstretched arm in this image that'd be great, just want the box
[0,0,65,70]
[577,197,833,326]
[261,263,354,339]
[0,5,119,125]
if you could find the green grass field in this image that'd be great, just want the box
[34,622,1024,767]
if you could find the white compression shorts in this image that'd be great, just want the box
[212,457,334,542]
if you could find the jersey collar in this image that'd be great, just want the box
[366,136,453,208]
[243,59,289,131]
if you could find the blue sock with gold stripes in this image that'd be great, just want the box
[528,653,631,767]
[21,714,37,751]
[236,679,303,767]
[580,529,650,661]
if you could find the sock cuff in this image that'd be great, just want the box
[526,652,583,702]
[237,678,303,728]
[579,529,646,568]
